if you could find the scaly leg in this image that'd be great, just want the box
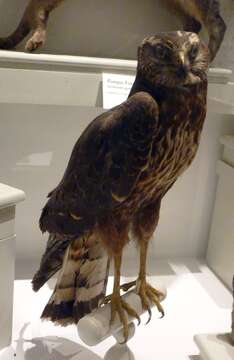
[109,253,140,342]
[106,201,164,323]
[103,280,136,304]
[136,241,164,322]
[105,242,164,325]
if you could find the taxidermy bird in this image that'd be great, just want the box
[32,31,209,341]
[0,0,225,61]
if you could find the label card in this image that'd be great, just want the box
[102,73,135,109]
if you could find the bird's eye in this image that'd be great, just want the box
[154,44,170,60]
[189,45,199,61]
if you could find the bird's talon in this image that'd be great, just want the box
[109,294,140,342]
[137,280,164,321]
[145,307,152,325]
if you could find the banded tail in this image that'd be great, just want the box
[32,232,109,325]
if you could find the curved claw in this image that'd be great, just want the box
[159,311,165,319]
[137,281,165,323]
[145,307,152,325]
[122,301,141,326]
[110,295,140,343]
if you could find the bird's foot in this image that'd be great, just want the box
[25,29,46,52]
[109,292,140,343]
[103,281,136,305]
[136,279,164,323]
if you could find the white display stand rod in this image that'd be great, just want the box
[77,285,166,346]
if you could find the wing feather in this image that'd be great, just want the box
[40,91,159,235]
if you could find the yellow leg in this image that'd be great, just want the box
[109,253,140,342]
[137,241,164,322]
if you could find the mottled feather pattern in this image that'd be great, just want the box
[115,82,207,213]
[33,233,74,292]
[39,232,109,325]
[39,92,159,236]
[33,32,209,326]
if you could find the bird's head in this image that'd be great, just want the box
[137,31,210,88]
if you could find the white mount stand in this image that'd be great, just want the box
[0,183,25,351]
[194,333,234,360]
[77,284,166,353]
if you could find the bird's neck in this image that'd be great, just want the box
[128,73,168,103]
[128,72,203,104]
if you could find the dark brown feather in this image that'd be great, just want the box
[34,32,209,325]
[38,232,110,325]
[39,91,159,237]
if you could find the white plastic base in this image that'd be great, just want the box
[194,333,234,360]
[5,259,233,360]
[77,285,166,346]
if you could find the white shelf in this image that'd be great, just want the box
[0,51,137,72]
[0,51,232,110]
[0,258,232,360]
[0,183,25,209]
[0,51,231,79]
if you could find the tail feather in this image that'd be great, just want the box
[40,232,110,325]
[32,233,73,292]
[0,19,30,50]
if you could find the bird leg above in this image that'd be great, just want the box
[104,200,166,339]
[104,241,164,340]
[109,253,141,343]
[136,241,164,322]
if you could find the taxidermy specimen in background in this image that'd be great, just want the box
[32,31,209,341]
[0,0,226,61]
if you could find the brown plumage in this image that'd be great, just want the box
[0,0,63,51]
[0,0,225,61]
[33,232,109,325]
[33,31,209,341]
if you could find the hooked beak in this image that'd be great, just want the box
[176,52,190,79]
